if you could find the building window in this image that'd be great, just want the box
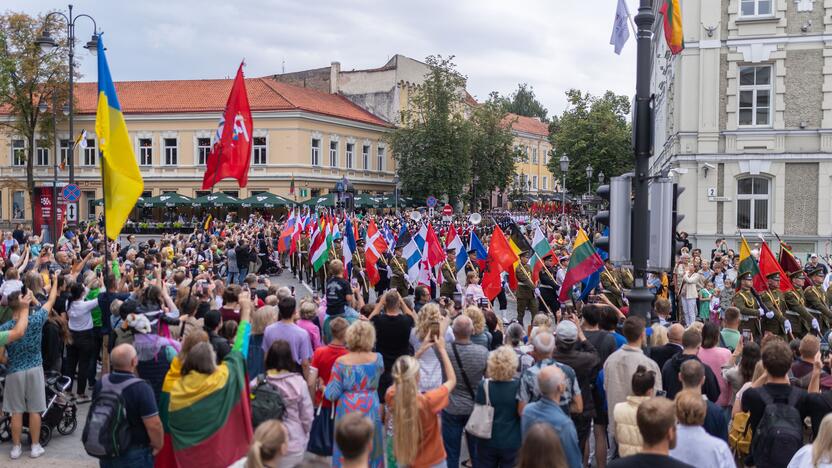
[738,65,771,126]
[139,138,153,166]
[329,140,338,167]
[84,191,96,220]
[197,137,211,165]
[59,139,71,168]
[164,138,177,165]
[11,140,25,166]
[253,137,267,165]
[346,143,354,169]
[83,139,97,166]
[195,190,210,199]
[12,191,24,220]
[532,148,538,164]
[362,144,370,170]
[377,146,386,171]
[36,141,49,166]
[737,176,770,230]
[311,138,321,166]
[740,0,772,16]
[542,176,548,190]
[532,175,538,190]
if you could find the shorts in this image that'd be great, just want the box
[593,409,609,426]
[3,366,46,413]
[573,412,593,448]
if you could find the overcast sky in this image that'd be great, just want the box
[8,0,638,117]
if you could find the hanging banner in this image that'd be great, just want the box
[34,187,65,242]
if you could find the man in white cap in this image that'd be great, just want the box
[807,253,828,277]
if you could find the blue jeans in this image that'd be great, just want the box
[226,270,237,286]
[99,446,153,468]
[476,444,518,468]
[442,411,476,468]
[237,267,248,284]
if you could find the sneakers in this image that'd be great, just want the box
[30,444,44,458]
[10,445,21,459]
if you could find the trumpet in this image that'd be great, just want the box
[469,212,482,225]
[410,210,423,222]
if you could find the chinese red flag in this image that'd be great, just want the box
[202,63,253,190]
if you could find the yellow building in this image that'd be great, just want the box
[0,76,396,222]
[506,113,555,197]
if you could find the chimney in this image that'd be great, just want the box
[330,61,341,94]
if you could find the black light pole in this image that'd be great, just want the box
[559,155,569,217]
[585,165,593,196]
[35,4,100,186]
[627,0,656,320]
[393,175,399,214]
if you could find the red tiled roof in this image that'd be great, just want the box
[502,113,549,137]
[58,78,391,127]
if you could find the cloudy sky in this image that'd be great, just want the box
[8,0,638,117]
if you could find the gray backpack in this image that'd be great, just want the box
[82,375,142,458]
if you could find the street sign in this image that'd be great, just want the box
[62,184,81,203]
[442,203,453,216]
[426,195,437,208]
[65,202,78,222]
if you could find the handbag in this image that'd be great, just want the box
[464,378,494,439]
[307,401,336,456]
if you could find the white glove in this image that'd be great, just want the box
[765,311,775,320]
[759,308,765,317]
[534,288,541,297]
[784,320,792,334]
[812,318,820,330]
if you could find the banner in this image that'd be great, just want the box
[34,187,65,242]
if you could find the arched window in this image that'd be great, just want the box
[737,176,770,230]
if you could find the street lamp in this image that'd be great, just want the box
[392,175,400,214]
[34,5,100,186]
[585,165,593,196]
[559,154,569,217]
[598,171,605,184]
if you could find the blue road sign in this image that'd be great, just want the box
[62,184,81,203]
[426,195,437,208]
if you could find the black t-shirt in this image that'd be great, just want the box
[325,277,351,315]
[608,453,694,468]
[371,313,415,372]
[92,371,158,449]
[741,383,810,432]
[805,391,832,438]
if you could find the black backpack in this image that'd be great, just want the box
[82,375,142,458]
[250,374,286,429]
[751,387,804,468]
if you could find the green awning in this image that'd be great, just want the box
[353,193,382,208]
[192,192,242,207]
[241,192,294,208]
[140,193,195,208]
[300,193,338,207]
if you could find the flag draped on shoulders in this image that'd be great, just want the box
[95,36,143,241]
[558,229,605,302]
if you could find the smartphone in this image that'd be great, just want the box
[452,292,463,310]
[351,277,359,289]
[428,321,441,340]
[656,389,668,398]
[741,329,752,343]
[477,297,489,308]
[290,286,295,296]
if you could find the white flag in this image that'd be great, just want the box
[610,0,631,55]
[75,129,88,149]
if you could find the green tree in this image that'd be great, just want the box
[0,12,70,224]
[388,55,472,203]
[468,92,517,210]
[500,83,548,122]
[548,89,633,195]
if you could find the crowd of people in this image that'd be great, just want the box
[0,214,832,468]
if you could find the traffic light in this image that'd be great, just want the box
[593,174,631,263]
[647,178,673,271]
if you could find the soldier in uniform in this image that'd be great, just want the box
[515,250,538,324]
[537,252,559,316]
[732,272,763,340]
[465,248,480,278]
[759,272,787,338]
[353,239,369,304]
[327,238,343,278]
[390,245,409,298]
[299,231,311,284]
[805,265,831,333]
[601,259,625,309]
[440,247,459,299]
[783,269,814,337]
[620,266,635,290]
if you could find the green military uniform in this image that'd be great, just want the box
[390,251,409,298]
[601,267,625,309]
[300,235,311,284]
[733,283,762,339]
[353,244,369,304]
[465,251,480,278]
[439,250,458,298]
[784,285,812,338]
[759,286,787,337]
[515,254,538,324]
[805,266,831,332]
[620,268,634,290]
[326,242,343,278]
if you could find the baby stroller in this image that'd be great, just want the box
[259,250,283,276]
[0,370,78,446]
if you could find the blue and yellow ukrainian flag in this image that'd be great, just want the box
[95,35,143,241]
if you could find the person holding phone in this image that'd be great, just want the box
[410,303,447,392]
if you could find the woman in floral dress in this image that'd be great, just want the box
[325,320,384,467]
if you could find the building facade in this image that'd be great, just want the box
[650,0,832,258]
[507,113,556,203]
[0,77,396,222]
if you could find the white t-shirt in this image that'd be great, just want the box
[788,444,832,468]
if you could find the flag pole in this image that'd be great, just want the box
[98,148,110,279]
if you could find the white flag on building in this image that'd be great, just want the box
[610,0,631,55]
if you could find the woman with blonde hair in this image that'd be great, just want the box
[229,419,288,468]
[325,320,384,467]
[650,323,668,347]
[465,306,491,349]
[385,330,456,468]
[409,302,446,392]
[247,305,277,376]
[475,345,522,467]
[789,413,832,467]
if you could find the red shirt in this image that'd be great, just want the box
[311,344,348,408]
[220,307,240,324]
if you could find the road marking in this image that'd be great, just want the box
[302,281,313,294]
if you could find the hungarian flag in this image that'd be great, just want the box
[365,219,388,285]
[660,0,683,54]
[202,63,253,190]
[558,229,604,302]
[529,226,553,283]
[310,218,329,272]
[757,240,792,292]
[157,324,253,468]
[737,236,762,291]
[481,226,519,301]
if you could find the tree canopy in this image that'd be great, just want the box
[498,83,548,122]
[468,92,517,209]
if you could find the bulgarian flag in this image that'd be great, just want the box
[660,0,683,54]
[737,235,762,291]
[529,226,553,283]
[558,228,604,302]
[156,322,253,468]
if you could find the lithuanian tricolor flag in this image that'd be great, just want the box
[155,322,253,468]
[559,229,605,302]
[660,0,683,54]
[737,236,762,291]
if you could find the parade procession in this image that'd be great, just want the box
[4,1,832,468]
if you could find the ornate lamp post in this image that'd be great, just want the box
[559,155,570,217]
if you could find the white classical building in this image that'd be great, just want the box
[650,0,832,260]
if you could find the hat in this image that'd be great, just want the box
[810,253,819,258]
[356,239,366,247]
[467,248,477,255]
[542,252,554,261]
[766,271,780,280]
[334,238,342,243]
[555,320,578,343]
[445,246,457,252]
[738,272,753,280]
[787,269,804,279]
[519,250,530,257]
[559,255,569,262]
